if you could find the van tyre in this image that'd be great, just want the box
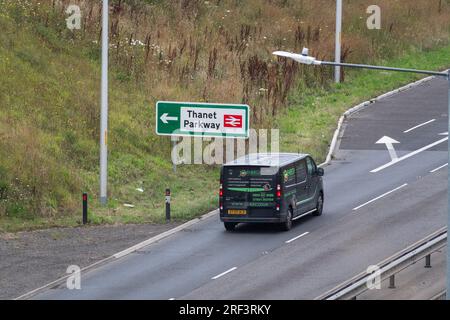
[224,222,237,231]
[313,193,323,216]
[281,208,293,231]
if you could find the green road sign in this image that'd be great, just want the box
[156,101,250,138]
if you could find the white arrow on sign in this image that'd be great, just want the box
[160,113,179,124]
[376,136,400,161]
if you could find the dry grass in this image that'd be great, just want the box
[50,0,450,121]
[0,0,450,230]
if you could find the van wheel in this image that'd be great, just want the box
[224,222,237,231]
[313,193,323,216]
[281,208,293,231]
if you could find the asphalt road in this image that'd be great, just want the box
[34,77,448,300]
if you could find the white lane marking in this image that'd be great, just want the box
[430,163,448,173]
[352,184,408,211]
[403,119,436,133]
[285,232,309,244]
[371,137,448,173]
[212,267,237,280]
[169,298,176,300]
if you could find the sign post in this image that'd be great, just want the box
[156,101,250,138]
[335,0,342,83]
[82,193,88,225]
[165,188,171,222]
[99,0,109,205]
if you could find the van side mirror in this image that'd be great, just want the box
[316,168,324,176]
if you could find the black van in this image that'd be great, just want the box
[219,153,324,231]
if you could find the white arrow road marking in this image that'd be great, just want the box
[403,119,436,133]
[212,267,237,280]
[353,184,408,211]
[376,136,400,161]
[371,135,449,173]
[160,113,178,124]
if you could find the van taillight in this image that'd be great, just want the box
[276,204,280,211]
[219,180,223,211]
[276,184,281,198]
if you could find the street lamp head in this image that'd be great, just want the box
[301,47,309,56]
[273,49,318,65]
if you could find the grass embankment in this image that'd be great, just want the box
[0,3,218,231]
[0,0,449,232]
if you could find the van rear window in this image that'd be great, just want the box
[224,167,276,178]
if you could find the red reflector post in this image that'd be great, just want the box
[82,193,88,225]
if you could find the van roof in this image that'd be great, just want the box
[224,153,309,167]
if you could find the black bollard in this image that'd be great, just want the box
[165,189,171,222]
[82,193,88,225]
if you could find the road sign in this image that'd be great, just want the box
[156,101,250,138]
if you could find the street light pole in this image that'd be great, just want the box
[100,0,109,205]
[335,0,342,83]
[447,70,450,300]
[273,48,450,299]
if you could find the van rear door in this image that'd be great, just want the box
[222,166,277,215]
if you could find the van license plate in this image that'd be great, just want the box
[228,209,247,215]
